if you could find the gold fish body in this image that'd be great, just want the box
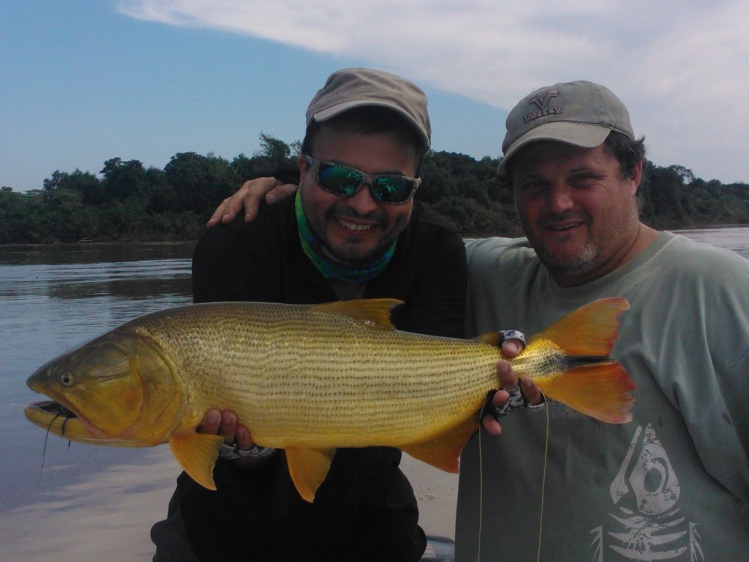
[25,298,635,501]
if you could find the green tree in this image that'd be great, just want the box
[257,133,291,162]
[639,163,687,228]
[164,152,238,216]
[232,134,297,180]
[101,158,149,202]
[42,188,101,242]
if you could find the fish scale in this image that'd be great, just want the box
[140,303,500,448]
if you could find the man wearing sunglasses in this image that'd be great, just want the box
[151,68,471,562]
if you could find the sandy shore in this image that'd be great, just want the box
[0,449,457,561]
[401,454,459,539]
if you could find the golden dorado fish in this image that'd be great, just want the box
[25,297,635,502]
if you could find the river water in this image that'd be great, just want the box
[0,229,746,561]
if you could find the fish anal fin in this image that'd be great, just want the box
[286,447,336,502]
[536,297,630,357]
[312,299,403,330]
[537,363,636,424]
[402,416,479,473]
[168,432,224,491]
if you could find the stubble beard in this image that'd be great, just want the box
[537,240,600,279]
[320,212,392,263]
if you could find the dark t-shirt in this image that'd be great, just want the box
[176,198,467,562]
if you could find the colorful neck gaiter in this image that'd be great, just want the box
[296,191,397,282]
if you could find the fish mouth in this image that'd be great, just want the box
[24,399,106,443]
[32,400,77,419]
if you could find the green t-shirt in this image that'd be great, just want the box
[456,231,749,561]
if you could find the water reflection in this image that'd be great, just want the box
[0,241,196,266]
[0,243,196,562]
[0,252,194,399]
[673,226,749,259]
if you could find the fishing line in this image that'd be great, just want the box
[68,446,101,483]
[476,420,485,562]
[38,414,60,480]
[535,391,549,562]
[38,413,100,484]
[475,390,549,562]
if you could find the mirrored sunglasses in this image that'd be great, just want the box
[303,154,421,205]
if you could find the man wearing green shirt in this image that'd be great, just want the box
[457,80,749,561]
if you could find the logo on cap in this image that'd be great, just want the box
[523,90,563,124]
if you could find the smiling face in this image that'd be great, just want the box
[298,125,419,263]
[510,141,649,287]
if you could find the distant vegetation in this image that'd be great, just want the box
[1,134,748,244]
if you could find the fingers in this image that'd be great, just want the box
[207,178,300,227]
[241,177,282,223]
[206,180,257,227]
[198,408,222,435]
[198,408,255,448]
[235,424,254,450]
[482,388,509,436]
[481,413,503,436]
[480,361,544,433]
[497,360,517,388]
[244,182,297,222]
[520,377,543,406]
[500,338,523,358]
[220,410,239,445]
[207,187,247,227]
[496,360,543,405]
[263,182,298,207]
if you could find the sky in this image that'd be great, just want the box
[2,1,749,193]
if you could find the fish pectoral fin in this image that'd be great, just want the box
[168,432,225,491]
[312,299,402,330]
[537,363,636,424]
[402,416,479,473]
[285,447,336,503]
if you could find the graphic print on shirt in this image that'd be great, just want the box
[589,424,704,561]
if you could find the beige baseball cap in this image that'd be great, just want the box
[498,80,634,174]
[306,68,431,148]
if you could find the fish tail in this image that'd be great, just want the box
[530,298,635,423]
[535,363,635,423]
[536,297,630,357]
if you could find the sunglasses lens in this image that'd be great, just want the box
[372,176,415,203]
[318,164,363,196]
[313,158,417,204]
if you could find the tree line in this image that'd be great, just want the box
[1,134,748,244]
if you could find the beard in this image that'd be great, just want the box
[536,241,601,278]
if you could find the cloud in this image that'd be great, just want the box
[118,0,749,182]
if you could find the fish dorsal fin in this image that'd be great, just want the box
[312,299,403,330]
[402,415,479,473]
[286,447,337,502]
[535,297,630,357]
[168,432,225,491]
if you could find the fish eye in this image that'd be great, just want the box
[60,372,75,387]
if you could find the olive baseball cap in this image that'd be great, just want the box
[498,80,634,173]
[306,68,431,148]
